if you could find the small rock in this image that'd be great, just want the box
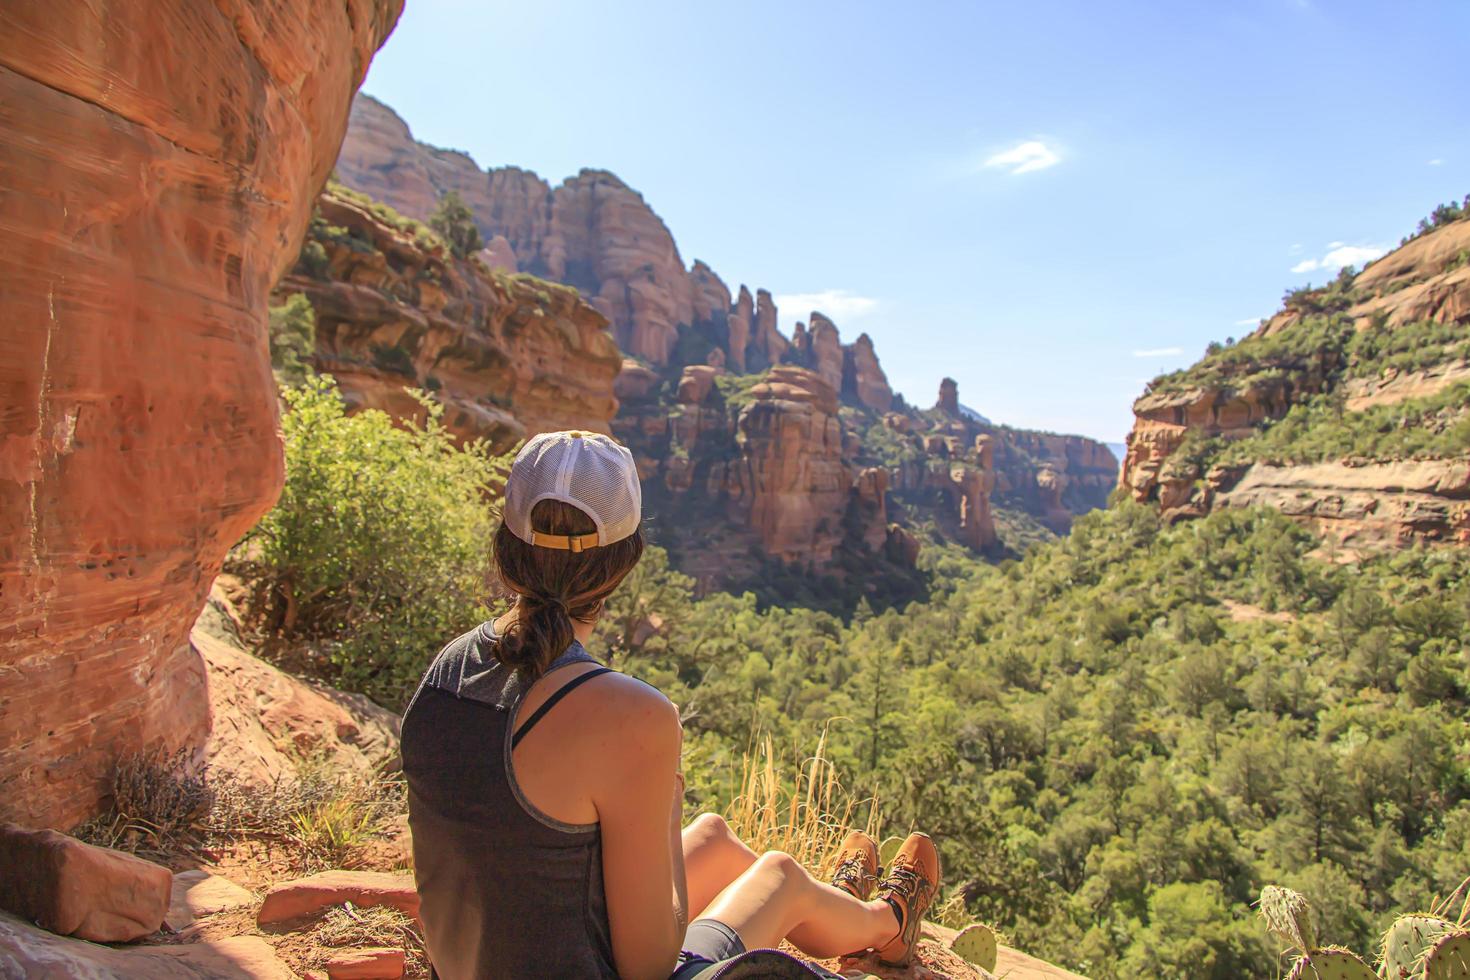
[257,870,418,925]
[166,869,256,930]
[0,822,172,941]
[324,946,406,978]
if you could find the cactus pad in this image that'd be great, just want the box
[878,836,904,869]
[1284,948,1376,980]
[950,923,999,973]
[1261,885,1318,954]
[1380,915,1453,980]
[1423,933,1470,980]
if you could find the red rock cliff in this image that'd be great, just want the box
[1121,212,1470,547]
[0,0,402,829]
[275,187,621,449]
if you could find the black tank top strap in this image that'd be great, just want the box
[511,667,615,749]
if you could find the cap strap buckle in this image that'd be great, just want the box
[529,530,601,553]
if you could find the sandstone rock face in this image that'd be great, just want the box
[336,94,1119,576]
[937,378,961,415]
[844,333,895,412]
[728,368,853,564]
[728,286,755,373]
[1211,459,1470,547]
[0,824,172,942]
[1120,215,1470,546]
[276,188,622,450]
[337,99,704,366]
[0,0,401,829]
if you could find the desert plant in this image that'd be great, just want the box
[269,293,318,387]
[429,190,482,259]
[239,374,511,707]
[724,730,880,878]
[950,922,999,973]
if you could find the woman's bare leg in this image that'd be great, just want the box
[681,813,758,920]
[696,850,898,958]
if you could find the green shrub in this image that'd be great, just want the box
[268,293,317,387]
[244,375,510,707]
[429,190,483,260]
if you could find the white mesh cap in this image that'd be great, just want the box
[503,430,643,551]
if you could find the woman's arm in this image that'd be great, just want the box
[670,769,689,934]
[592,686,686,980]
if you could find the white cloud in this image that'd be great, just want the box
[983,140,1060,175]
[1429,158,1444,166]
[1291,242,1387,275]
[1132,346,1184,358]
[773,289,878,321]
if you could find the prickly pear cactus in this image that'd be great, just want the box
[878,836,903,870]
[950,923,998,973]
[1261,885,1318,954]
[1379,915,1454,980]
[1285,948,1377,980]
[1423,933,1470,980]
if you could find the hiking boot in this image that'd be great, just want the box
[873,832,940,967]
[830,831,879,900]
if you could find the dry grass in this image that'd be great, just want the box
[724,729,880,878]
[73,748,213,861]
[76,746,407,876]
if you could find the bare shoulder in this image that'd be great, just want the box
[579,671,681,769]
[585,671,680,732]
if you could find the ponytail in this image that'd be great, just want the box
[494,594,576,678]
[491,499,644,679]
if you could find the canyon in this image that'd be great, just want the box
[1121,215,1470,547]
[322,93,1118,585]
[0,0,403,830]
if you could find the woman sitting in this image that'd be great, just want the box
[401,430,941,979]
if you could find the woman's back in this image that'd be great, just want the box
[402,623,619,979]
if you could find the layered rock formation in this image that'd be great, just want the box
[0,0,402,828]
[332,94,1117,579]
[338,97,696,365]
[275,186,622,449]
[1121,211,1470,547]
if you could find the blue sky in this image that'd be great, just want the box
[362,0,1469,444]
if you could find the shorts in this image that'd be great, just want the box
[669,919,745,980]
[668,919,839,979]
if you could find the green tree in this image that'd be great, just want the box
[429,190,483,259]
[268,292,317,387]
[241,375,509,707]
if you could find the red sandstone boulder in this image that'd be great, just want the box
[324,947,406,979]
[257,871,419,925]
[0,824,172,941]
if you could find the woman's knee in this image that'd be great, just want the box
[752,849,804,885]
[689,812,732,839]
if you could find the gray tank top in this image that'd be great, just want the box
[402,623,618,979]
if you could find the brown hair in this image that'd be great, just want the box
[492,498,644,678]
